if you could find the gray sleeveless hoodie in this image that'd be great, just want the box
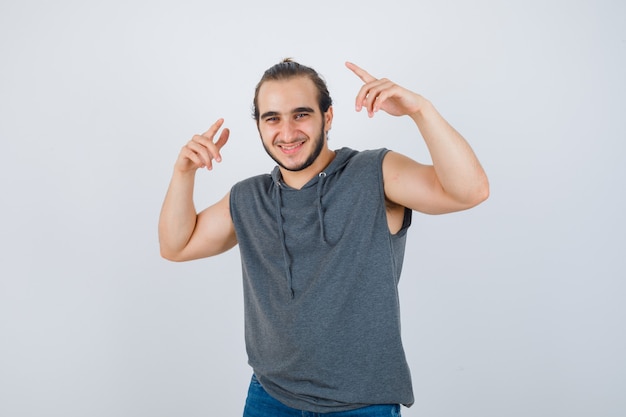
[229,147,414,412]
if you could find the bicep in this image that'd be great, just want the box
[176,192,238,261]
[382,151,473,215]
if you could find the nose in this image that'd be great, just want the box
[279,119,298,142]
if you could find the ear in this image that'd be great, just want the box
[324,106,334,132]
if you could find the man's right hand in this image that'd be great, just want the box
[159,117,237,261]
[175,118,230,173]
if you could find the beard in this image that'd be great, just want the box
[261,119,326,172]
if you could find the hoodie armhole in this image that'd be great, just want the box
[397,207,412,237]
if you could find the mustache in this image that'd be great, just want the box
[274,137,307,146]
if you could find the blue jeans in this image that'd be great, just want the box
[243,375,401,417]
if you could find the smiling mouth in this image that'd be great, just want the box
[278,140,305,153]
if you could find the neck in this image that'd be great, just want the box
[280,147,336,189]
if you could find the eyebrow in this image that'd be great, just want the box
[260,107,316,120]
[293,106,315,114]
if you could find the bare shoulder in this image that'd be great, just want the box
[382,151,428,180]
[197,191,234,226]
[382,151,468,215]
[382,151,433,202]
[189,192,238,259]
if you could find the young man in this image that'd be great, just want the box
[159,59,489,416]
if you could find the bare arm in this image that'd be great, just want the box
[346,62,489,214]
[158,118,237,261]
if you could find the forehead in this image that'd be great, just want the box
[257,76,319,112]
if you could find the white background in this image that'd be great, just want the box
[1,1,624,416]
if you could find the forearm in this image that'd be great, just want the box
[410,100,489,205]
[158,170,199,259]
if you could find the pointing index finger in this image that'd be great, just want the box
[345,61,377,83]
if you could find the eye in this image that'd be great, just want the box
[295,113,309,120]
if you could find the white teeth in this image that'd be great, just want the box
[280,142,303,150]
